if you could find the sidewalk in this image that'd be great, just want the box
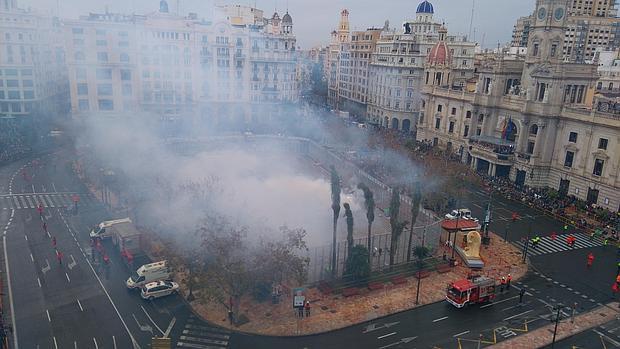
[489,302,620,349]
[187,231,527,336]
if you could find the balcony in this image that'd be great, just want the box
[468,135,515,165]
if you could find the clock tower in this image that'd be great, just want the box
[526,0,568,64]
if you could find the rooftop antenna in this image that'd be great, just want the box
[468,0,475,40]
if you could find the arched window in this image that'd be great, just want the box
[530,124,538,135]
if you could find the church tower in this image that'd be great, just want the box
[338,9,350,43]
[525,0,568,64]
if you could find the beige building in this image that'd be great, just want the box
[0,0,68,118]
[327,9,351,109]
[366,1,475,132]
[64,1,297,126]
[418,0,620,211]
[512,0,620,63]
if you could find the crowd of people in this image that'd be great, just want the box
[0,118,31,164]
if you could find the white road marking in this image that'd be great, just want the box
[46,309,51,322]
[30,253,34,262]
[163,317,176,337]
[77,299,84,312]
[93,337,99,349]
[432,316,448,323]
[377,332,397,339]
[480,295,519,308]
[24,234,27,241]
[3,225,19,348]
[453,330,470,337]
[112,336,117,349]
[53,337,58,349]
[141,305,164,335]
[37,277,41,288]
[74,341,77,349]
[503,309,533,321]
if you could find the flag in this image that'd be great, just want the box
[501,118,508,139]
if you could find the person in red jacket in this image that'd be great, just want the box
[587,252,595,268]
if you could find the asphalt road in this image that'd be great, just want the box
[1,148,618,349]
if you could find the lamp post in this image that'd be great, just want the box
[550,305,562,348]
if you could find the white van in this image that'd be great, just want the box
[126,260,170,289]
[90,218,132,239]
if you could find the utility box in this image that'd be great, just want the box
[152,337,172,349]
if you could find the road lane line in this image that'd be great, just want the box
[24,234,27,241]
[66,272,71,283]
[37,278,41,288]
[74,341,77,349]
[377,332,396,339]
[77,299,83,312]
[480,295,519,308]
[432,316,448,323]
[3,227,18,348]
[141,305,165,335]
[453,330,470,337]
[53,337,58,349]
[30,253,33,262]
[163,317,176,337]
[46,309,51,322]
[503,309,533,321]
[93,338,99,349]
[113,336,117,349]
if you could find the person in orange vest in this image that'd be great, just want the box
[550,232,557,241]
[506,274,512,291]
[567,235,576,248]
[587,252,594,268]
[511,212,518,222]
[56,250,63,265]
[500,276,507,293]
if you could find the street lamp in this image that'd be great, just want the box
[550,304,562,348]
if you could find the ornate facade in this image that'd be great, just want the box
[418,0,620,211]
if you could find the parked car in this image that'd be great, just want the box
[445,208,479,222]
[140,281,179,300]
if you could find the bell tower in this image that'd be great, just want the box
[526,0,569,64]
[338,9,350,43]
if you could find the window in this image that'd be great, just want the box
[564,151,574,168]
[598,138,608,150]
[78,99,89,111]
[435,118,441,129]
[22,90,34,99]
[476,128,482,136]
[72,28,84,34]
[609,83,614,91]
[437,104,442,112]
[74,52,85,61]
[593,159,604,176]
[96,68,112,80]
[8,91,20,99]
[5,69,17,76]
[120,70,131,81]
[119,41,129,47]
[0,91,3,99]
[568,132,578,143]
[7,80,18,87]
[448,121,455,133]
[10,102,21,112]
[77,83,88,95]
[466,111,471,118]
[96,29,106,36]
[96,40,107,46]
[98,99,114,111]
[97,83,113,96]
[21,69,32,76]
[551,44,557,57]
[533,43,539,56]
[120,53,130,62]
[527,141,535,154]
[451,107,456,115]
[463,125,469,137]
[97,52,108,62]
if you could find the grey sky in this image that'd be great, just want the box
[20,0,535,48]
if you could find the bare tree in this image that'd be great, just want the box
[330,166,341,278]
[357,183,375,265]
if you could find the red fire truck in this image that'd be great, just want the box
[446,276,496,308]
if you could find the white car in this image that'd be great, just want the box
[140,281,179,300]
[445,208,479,222]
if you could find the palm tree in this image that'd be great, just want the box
[413,245,430,305]
[389,188,408,267]
[357,183,375,265]
[406,182,423,263]
[343,203,354,260]
[330,166,341,278]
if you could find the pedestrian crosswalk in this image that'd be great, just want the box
[512,232,605,257]
[176,317,230,349]
[0,192,96,210]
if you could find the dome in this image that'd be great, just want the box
[282,11,292,24]
[272,12,280,20]
[427,41,450,65]
[416,0,434,14]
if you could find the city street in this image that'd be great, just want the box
[2,148,618,348]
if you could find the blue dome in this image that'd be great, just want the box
[416,1,434,14]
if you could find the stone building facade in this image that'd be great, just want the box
[418,0,620,211]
